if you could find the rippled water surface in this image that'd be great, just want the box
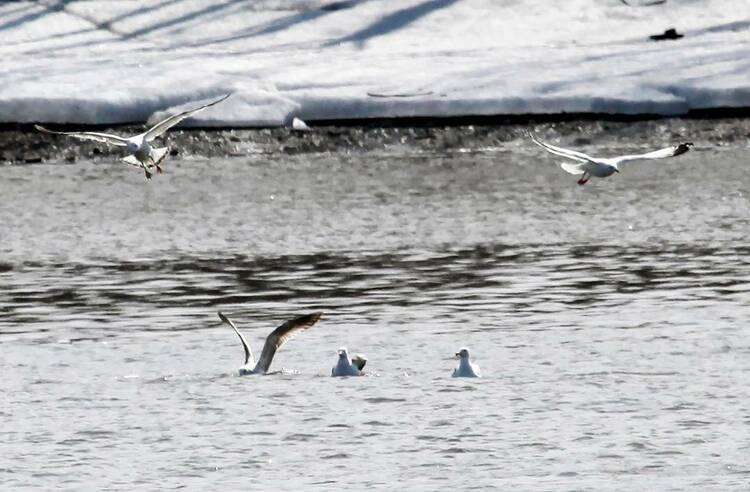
[2,142,749,490]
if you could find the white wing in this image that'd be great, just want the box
[142,94,231,142]
[609,142,693,165]
[530,134,595,163]
[218,312,254,367]
[35,125,129,146]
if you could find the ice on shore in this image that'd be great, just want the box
[0,0,748,127]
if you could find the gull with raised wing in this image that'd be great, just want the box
[35,94,230,179]
[452,347,481,378]
[331,347,367,377]
[218,311,322,375]
[530,134,693,185]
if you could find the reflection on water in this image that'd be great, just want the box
[2,243,749,337]
[1,145,749,490]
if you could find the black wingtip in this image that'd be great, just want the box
[217,311,229,323]
[214,93,232,104]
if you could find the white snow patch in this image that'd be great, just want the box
[1,0,749,126]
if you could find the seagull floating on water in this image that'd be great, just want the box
[452,347,480,378]
[35,94,230,179]
[530,134,693,185]
[218,311,322,375]
[331,347,367,377]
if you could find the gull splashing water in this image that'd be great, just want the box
[218,311,322,376]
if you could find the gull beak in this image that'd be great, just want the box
[614,168,620,173]
[455,352,460,358]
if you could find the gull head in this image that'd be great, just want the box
[126,141,139,152]
[455,347,470,359]
[674,142,694,156]
[337,347,349,359]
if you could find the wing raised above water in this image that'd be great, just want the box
[254,312,323,374]
[218,312,254,366]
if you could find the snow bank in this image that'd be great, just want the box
[1,0,749,126]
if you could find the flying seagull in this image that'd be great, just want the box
[35,94,231,179]
[452,347,481,378]
[530,134,693,185]
[218,311,322,375]
[331,347,367,377]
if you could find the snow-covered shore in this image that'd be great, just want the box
[1,0,749,127]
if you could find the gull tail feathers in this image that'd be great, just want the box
[121,147,168,169]
[560,162,585,175]
[351,354,367,372]
[150,147,168,167]
[121,155,141,168]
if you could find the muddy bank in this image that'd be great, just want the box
[2,117,749,164]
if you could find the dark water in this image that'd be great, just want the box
[2,143,749,490]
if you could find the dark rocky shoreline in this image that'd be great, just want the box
[2,116,749,165]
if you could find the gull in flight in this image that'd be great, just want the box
[35,94,230,179]
[452,347,481,378]
[331,347,367,377]
[530,134,693,185]
[218,311,322,375]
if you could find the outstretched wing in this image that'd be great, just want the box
[529,134,595,163]
[610,142,693,165]
[218,312,254,366]
[142,94,231,142]
[351,354,367,372]
[35,125,129,146]
[254,312,323,374]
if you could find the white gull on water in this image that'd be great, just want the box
[331,347,367,377]
[35,94,230,179]
[452,347,481,378]
[530,134,693,185]
[218,311,322,376]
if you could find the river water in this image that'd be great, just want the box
[1,140,749,490]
